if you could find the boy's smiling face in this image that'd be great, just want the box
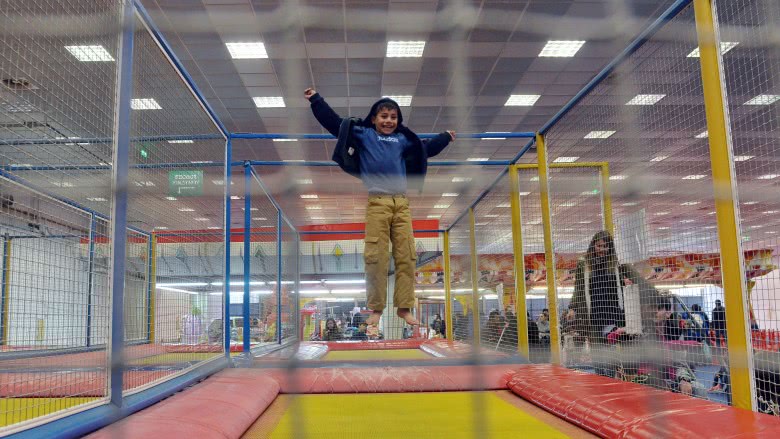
[371,107,398,135]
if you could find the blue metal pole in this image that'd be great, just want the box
[0,236,9,346]
[276,210,283,344]
[86,214,96,347]
[242,164,251,354]
[223,138,232,359]
[230,132,535,140]
[145,233,153,343]
[294,230,301,341]
[108,0,135,408]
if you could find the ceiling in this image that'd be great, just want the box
[0,0,778,257]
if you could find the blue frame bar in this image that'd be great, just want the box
[276,211,283,344]
[0,133,224,147]
[223,138,232,359]
[242,164,251,354]
[108,0,135,407]
[538,0,692,135]
[85,214,96,347]
[133,0,229,138]
[0,236,9,345]
[243,160,510,167]
[231,132,534,140]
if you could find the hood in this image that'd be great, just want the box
[362,97,404,129]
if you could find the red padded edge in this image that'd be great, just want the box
[420,339,508,358]
[507,364,780,438]
[311,339,425,351]
[0,371,177,397]
[259,364,519,393]
[86,369,280,439]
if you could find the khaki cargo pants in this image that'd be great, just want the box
[364,194,416,311]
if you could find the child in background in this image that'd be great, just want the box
[306,87,455,327]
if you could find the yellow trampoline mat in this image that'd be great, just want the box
[322,349,431,361]
[0,397,98,427]
[243,391,593,438]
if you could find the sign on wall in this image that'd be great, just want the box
[169,170,203,196]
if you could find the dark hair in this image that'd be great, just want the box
[542,308,549,313]
[715,299,722,306]
[585,230,618,270]
[375,100,400,116]
[326,318,336,329]
[691,304,701,312]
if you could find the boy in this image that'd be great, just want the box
[305,87,455,327]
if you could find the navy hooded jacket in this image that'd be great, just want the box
[308,93,452,193]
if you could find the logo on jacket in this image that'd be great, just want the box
[376,134,399,143]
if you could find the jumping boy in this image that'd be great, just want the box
[305,88,455,327]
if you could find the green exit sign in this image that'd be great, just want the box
[169,170,203,196]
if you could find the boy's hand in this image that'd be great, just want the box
[447,130,456,141]
[304,88,316,100]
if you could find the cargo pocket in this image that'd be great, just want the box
[364,236,380,264]
[409,238,417,260]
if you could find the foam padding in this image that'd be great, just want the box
[260,364,519,393]
[507,364,780,438]
[420,339,509,358]
[313,339,425,351]
[322,348,431,361]
[0,371,176,397]
[86,369,280,439]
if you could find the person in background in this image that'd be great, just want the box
[431,313,446,338]
[683,303,709,343]
[709,356,731,405]
[501,311,518,352]
[536,308,551,344]
[352,322,369,341]
[483,309,505,345]
[323,318,342,341]
[712,299,726,347]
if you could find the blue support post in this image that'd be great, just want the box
[108,0,135,407]
[1,235,9,346]
[86,214,96,347]
[145,233,153,343]
[276,210,283,344]
[243,164,251,354]
[223,138,232,359]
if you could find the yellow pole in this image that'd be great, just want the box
[149,234,157,343]
[509,165,530,357]
[536,133,561,364]
[600,163,614,234]
[468,208,480,346]
[693,0,754,410]
[2,238,11,346]
[443,230,454,340]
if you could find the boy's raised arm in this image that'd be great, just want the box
[305,87,342,137]
[424,130,456,158]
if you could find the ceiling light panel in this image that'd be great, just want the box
[745,94,780,106]
[253,96,285,108]
[225,42,268,59]
[687,42,739,58]
[131,98,161,110]
[505,94,541,106]
[383,95,412,106]
[386,41,426,57]
[584,130,615,139]
[65,45,114,62]
[626,94,665,105]
[539,40,586,57]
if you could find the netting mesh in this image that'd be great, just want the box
[717,0,780,415]
[543,3,727,403]
[449,218,475,344]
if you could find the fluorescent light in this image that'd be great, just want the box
[734,155,754,162]
[241,207,258,211]
[178,208,195,212]
[225,42,268,59]
[383,95,412,106]
[695,131,708,139]
[65,45,114,62]
[325,279,365,285]
[758,174,779,180]
[134,181,155,187]
[553,156,579,163]
[519,192,531,196]
[252,217,267,221]
[681,201,700,206]
[155,226,169,230]
[168,140,194,144]
[194,218,210,221]
[622,202,638,206]
[539,40,586,57]
[427,215,441,218]
[658,227,670,230]
[51,181,74,187]
[311,217,325,220]
[651,155,668,162]
[687,42,739,58]
[626,94,665,105]
[296,179,313,185]
[682,174,706,180]
[584,130,615,139]
[453,177,472,182]
[650,190,669,195]
[87,197,107,202]
[578,221,592,224]
[131,98,161,110]
[442,193,459,197]
[253,97,285,108]
[745,94,780,106]
[433,204,450,209]
[484,214,499,218]
[609,175,626,180]
[386,41,425,57]
[300,194,318,199]
[157,286,198,295]
[743,201,758,205]
[505,94,541,106]
[467,157,489,162]
[763,210,779,214]
[560,202,577,207]
[681,219,695,223]
[654,211,671,216]
[305,206,322,210]
[208,226,221,230]
[497,202,511,208]
[230,195,242,200]
[484,132,508,140]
